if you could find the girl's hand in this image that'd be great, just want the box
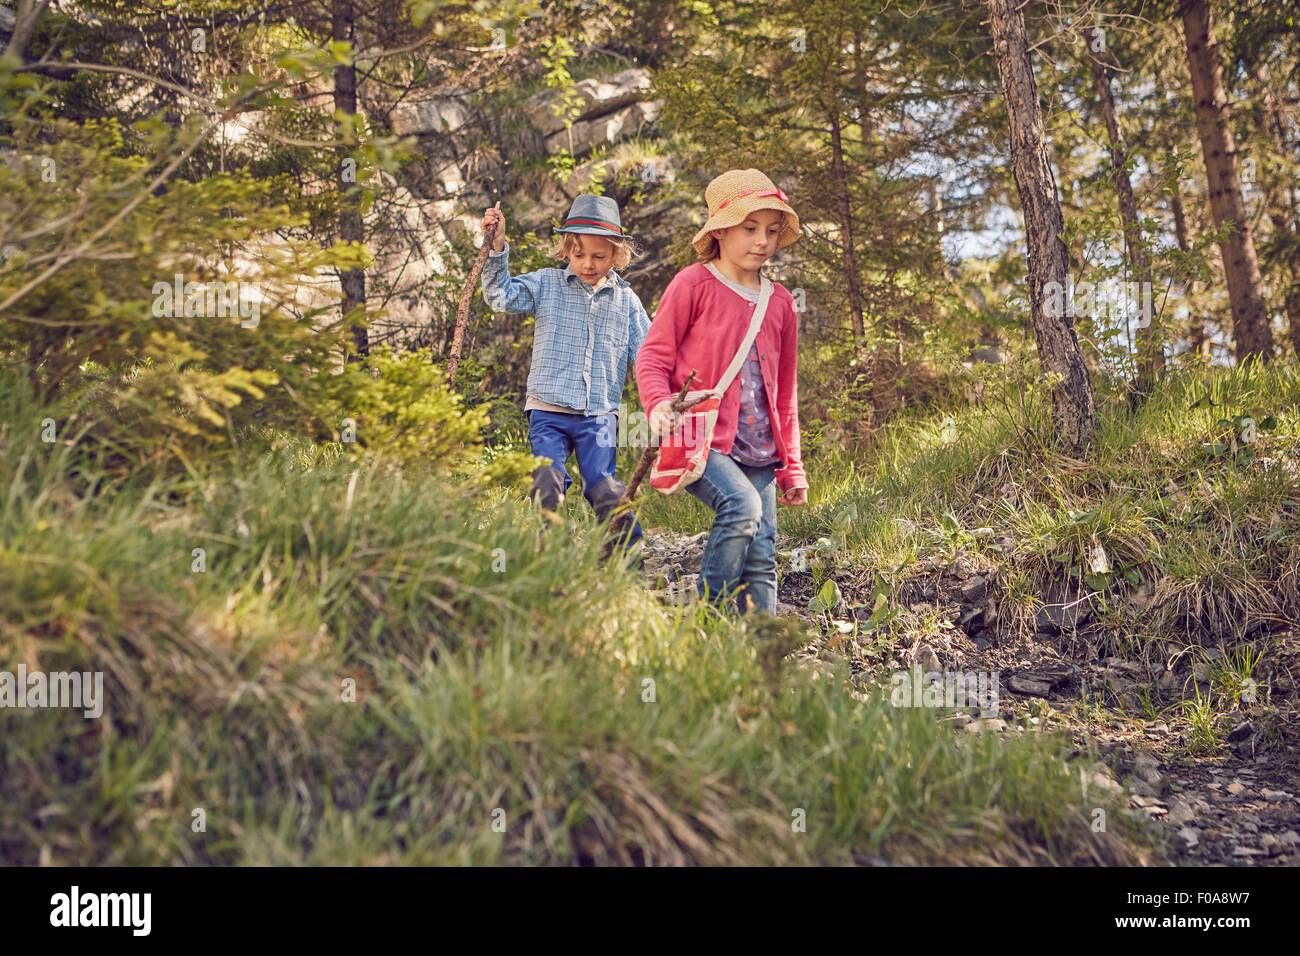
[648,400,679,444]
[779,486,808,506]
[481,206,506,253]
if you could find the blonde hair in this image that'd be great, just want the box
[694,212,788,263]
[550,232,636,270]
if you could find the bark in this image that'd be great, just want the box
[1180,0,1272,361]
[986,0,1097,454]
[333,0,369,360]
[3,0,52,64]
[1086,29,1164,394]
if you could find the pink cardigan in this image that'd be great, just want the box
[636,262,807,493]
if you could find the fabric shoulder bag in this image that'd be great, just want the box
[649,273,772,494]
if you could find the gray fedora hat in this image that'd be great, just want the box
[556,194,625,238]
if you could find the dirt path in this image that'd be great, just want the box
[640,530,1300,866]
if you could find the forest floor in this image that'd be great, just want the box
[4,362,1297,865]
[632,361,1300,866]
[641,529,1300,866]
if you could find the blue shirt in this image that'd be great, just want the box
[481,242,651,416]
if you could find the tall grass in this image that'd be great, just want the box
[0,369,1156,865]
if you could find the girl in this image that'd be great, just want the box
[636,169,808,613]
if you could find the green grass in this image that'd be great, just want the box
[0,368,1157,865]
[635,360,1300,650]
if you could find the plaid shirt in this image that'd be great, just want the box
[481,242,650,415]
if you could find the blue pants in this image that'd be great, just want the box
[528,410,643,547]
[686,451,778,614]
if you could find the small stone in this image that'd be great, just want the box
[1226,781,1246,796]
[1126,777,1159,798]
[1227,721,1253,743]
[1009,675,1052,696]
[1087,771,1124,797]
[1179,827,1200,848]
[1167,797,1197,825]
[1262,789,1290,802]
[965,717,1007,734]
[1232,846,1264,857]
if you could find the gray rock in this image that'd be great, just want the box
[391,95,470,136]
[968,345,1004,364]
[544,101,662,156]
[1034,601,1088,634]
[964,717,1007,734]
[1008,675,1052,696]
[1126,777,1159,798]
[526,68,654,137]
[1167,798,1197,826]
[915,645,942,674]
[1227,721,1253,743]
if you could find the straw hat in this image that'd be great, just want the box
[691,169,800,258]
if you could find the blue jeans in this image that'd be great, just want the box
[528,410,643,548]
[687,451,778,614]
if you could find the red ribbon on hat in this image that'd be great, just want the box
[716,187,789,211]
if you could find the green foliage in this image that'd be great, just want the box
[0,369,1156,865]
[317,346,539,483]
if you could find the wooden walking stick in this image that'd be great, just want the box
[607,370,701,541]
[447,201,500,389]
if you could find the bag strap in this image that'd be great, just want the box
[690,266,772,402]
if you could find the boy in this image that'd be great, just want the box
[480,194,650,547]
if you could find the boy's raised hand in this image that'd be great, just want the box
[481,205,506,253]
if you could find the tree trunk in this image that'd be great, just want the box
[1180,0,1272,362]
[986,0,1097,454]
[333,0,369,360]
[1086,29,1163,394]
[828,103,866,339]
[3,0,52,64]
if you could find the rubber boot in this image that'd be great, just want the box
[530,465,567,513]
[588,475,643,562]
